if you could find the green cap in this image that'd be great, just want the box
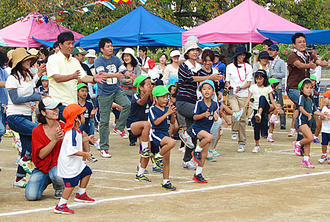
[72,47,88,56]
[268,78,280,86]
[133,75,149,94]
[298,78,311,90]
[152,85,169,97]
[77,83,88,91]
[310,74,317,81]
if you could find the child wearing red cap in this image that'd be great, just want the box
[318,90,330,164]
[54,104,95,215]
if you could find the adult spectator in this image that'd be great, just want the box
[307,45,322,83]
[139,47,150,75]
[46,32,103,121]
[84,49,97,70]
[6,48,41,188]
[72,47,92,77]
[252,51,274,77]
[225,45,253,152]
[25,98,64,200]
[262,39,274,52]
[156,53,168,79]
[94,38,131,158]
[53,41,60,54]
[162,50,180,85]
[286,33,330,137]
[0,51,8,146]
[268,44,286,129]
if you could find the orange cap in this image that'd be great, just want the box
[322,90,330,99]
[63,104,86,133]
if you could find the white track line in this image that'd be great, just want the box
[1,170,330,217]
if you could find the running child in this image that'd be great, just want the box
[293,78,325,168]
[190,80,219,183]
[243,70,277,153]
[149,85,177,190]
[55,104,95,215]
[318,90,330,164]
[168,84,179,137]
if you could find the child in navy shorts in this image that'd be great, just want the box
[318,90,330,164]
[190,80,219,183]
[149,85,177,190]
[293,78,325,168]
[55,104,95,215]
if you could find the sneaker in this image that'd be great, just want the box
[18,158,33,175]
[255,113,261,123]
[252,145,260,153]
[74,192,95,203]
[233,109,244,121]
[193,174,208,183]
[179,131,194,149]
[118,130,128,139]
[113,127,119,134]
[152,155,164,169]
[136,165,149,174]
[288,129,296,137]
[162,181,176,191]
[140,149,150,158]
[267,135,275,143]
[313,137,320,143]
[192,150,202,164]
[54,189,63,199]
[135,174,151,182]
[292,141,301,156]
[301,159,315,168]
[248,120,252,126]
[318,154,328,164]
[182,160,197,170]
[232,133,238,140]
[206,152,216,162]
[152,166,163,173]
[13,178,27,188]
[210,149,220,157]
[237,144,245,153]
[178,146,185,152]
[54,203,74,215]
[100,150,112,158]
[129,142,136,146]
[280,126,286,130]
[91,154,98,163]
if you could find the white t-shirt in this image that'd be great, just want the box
[140,56,150,75]
[249,84,273,110]
[5,74,39,116]
[321,106,330,133]
[225,63,253,98]
[57,129,86,178]
[148,67,162,80]
[162,64,179,85]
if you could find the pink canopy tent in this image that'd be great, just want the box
[0,12,84,47]
[182,0,308,44]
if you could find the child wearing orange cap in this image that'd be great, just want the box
[54,104,95,215]
[318,90,330,164]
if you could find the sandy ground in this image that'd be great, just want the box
[1,119,330,222]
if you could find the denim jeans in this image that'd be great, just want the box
[25,166,64,201]
[7,115,38,177]
[0,105,5,142]
[287,88,300,105]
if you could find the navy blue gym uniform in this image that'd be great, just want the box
[126,93,153,130]
[296,95,316,128]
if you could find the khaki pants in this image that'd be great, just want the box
[228,95,247,144]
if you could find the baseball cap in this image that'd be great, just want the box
[170,50,180,58]
[40,97,62,110]
[269,44,279,51]
[41,75,49,81]
[310,74,317,81]
[152,85,169,97]
[268,78,280,85]
[63,104,87,133]
[199,80,215,90]
[72,47,88,56]
[77,83,88,91]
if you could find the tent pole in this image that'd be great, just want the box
[249,42,252,64]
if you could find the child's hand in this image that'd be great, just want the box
[167,104,176,115]
[114,104,122,111]
[214,110,219,120]
[88,135,97,144]
[225,119,232,126]
[91,108,98,116]
[84,152,93,161]
[307,113,312,121]
[204,109,211,118]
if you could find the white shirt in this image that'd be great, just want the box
[6,74,38,116]
[321,106,330,133]
[162,64,179,85]
[46,51,86,106]
[249,84,273,110]
[225,63,253,98]
[140,56,150,75]
[57,129,86,178]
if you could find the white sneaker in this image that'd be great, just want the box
[232,133,238,140]
[13,178,27,188]
[179,131,194,148]
[237,144,245,152]
[100,150,112,158]
[178,146,185,152]
[182,160,196,170]
[252,145,260,153]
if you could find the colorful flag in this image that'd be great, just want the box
[122,0,132,5]
[139,0,147,4]
[100,1,116,10]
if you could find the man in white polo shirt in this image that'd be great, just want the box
[46,32,103,121]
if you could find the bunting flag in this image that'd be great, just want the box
[139,0,147,4]
[122,0,133,5]
[112,0,125,4]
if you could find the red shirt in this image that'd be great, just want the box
[32,121,64,174]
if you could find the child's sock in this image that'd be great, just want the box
[196,166,203,175]
[268,133,273,137]
[78,187,86,195]
[163,179,169,184]
[58,197,68,206]
[304,156,309,161]
[137,166,145,176]
[195,145,203,152]
[141,141,149,152]
[290,128,295,132]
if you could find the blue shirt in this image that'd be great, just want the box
[192,99,219,133]
[79,100,94,122]
[126,94,152,127]
[212,62,226,75]
[94,55,126,96]
[149,105,170,132]
[0,68,8,105]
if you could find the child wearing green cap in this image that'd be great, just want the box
[149,85,177,190]
[126,75,153,182]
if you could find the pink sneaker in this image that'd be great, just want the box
[267,135,274,143]
[118,130,128,139]
[301,159,315,168]
[292,141,301,156]
[288,129,296,137]
[74,192,95,203]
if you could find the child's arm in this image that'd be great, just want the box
[137,90,152,106]
[153,105,176,126]
[214,110,219,121]
[268,92,277,109]
[299,106,313,120]
[73,151,92,161]
[193,109,210,121]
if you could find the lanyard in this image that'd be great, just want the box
[237,63,247,82]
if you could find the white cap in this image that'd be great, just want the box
[170,50,180,58]
[85,49,96,58]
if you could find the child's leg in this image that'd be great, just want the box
[212,127,222,150]
[79,174,91,189]
[159,136,176,156]
[314,114,321,137]
[269,123,274,134]
[131,121,151,171]
[321,145,327,155]
[299,124,314,156]
[197,131,213,167]
[162,152,170,180]
[61,187,74,201]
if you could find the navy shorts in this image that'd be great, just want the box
[63,165,92,188]
[321,132,330,146]
[112,108,120,119]
[150,130,169,154]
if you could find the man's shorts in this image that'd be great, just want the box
[321,132,330,146]
[63,165,92,188]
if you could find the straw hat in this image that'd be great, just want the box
[11,48,38,70]
[121,48,138,64]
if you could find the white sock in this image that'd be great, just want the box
[269,133,273,137]
[163,179,169,184]
[296,141,301,146]
[58,197,67,206]
[156,153,163,158]
[291,128,295,131]
[137,166,145,176]
[304,156,309,161]
[196,166,203,175]
[78,187,86,195]
[314,135,317,139]
[141,142,149,151]
[195,145,203,152]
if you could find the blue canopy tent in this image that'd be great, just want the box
[257,29,330,44]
